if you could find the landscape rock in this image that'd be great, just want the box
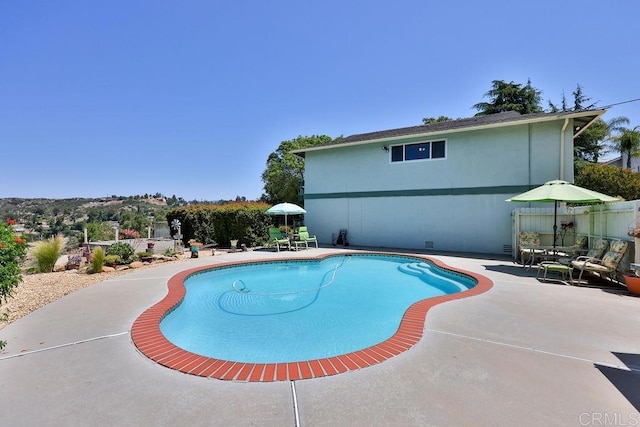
[129,261,144,269]
[53,255,69,272]
[102,266,116,273]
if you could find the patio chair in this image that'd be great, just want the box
[518,231,545,268]
[536,236,590,283]
[268,227,290,252]
[571,239,627,284]
[292,226,318,251]
[556,235,589,264]
[568,235,588,254]
[565,238,609,264]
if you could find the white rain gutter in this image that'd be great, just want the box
[560,118,569,180]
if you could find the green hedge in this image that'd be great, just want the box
[166,202,275,248]
[576,163,640,201]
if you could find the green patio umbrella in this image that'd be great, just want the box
[265,202,306,234]
[506,180,619,248]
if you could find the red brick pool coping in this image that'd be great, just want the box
[131,252,493,382]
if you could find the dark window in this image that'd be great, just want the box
[391,145,404,162]
[389,139,446,163]
[432,140,445,158]
[405,142,430,160]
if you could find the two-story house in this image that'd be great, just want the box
[293,109,605,255]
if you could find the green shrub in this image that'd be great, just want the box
[164,248,177,257]
[90,247,105,274]
[0,220,28,349]
[576,163,640,201]
[136,251,152,258]
[105,242,134,264]
[31,234,65,273]
[0,220,28,303]
[85,221,114,241]
[104,254,121,266]
[166,202,273,248]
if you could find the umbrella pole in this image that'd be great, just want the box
[553,200,558,249]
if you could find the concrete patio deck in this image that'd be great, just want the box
[1,248,638,426]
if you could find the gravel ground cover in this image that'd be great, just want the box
[0,251,214,329]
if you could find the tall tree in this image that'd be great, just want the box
[547,84,607,162]
[571,84,598,111]
[575,116,628,163]
[261,135,333,205]
[612,126,640,169]
[473,79,543,116]
[548,91,569,112]
[549,84,598,112]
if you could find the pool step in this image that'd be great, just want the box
[398,262,467,292]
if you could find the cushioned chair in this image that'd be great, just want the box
[268,227,290,252]
[566,234,588,254]
[572,238,609,263]
[292,226,318,250]
[537,236,590,284]
[571,239,627,284]
[518,231,545,268]
[557,235,589,264]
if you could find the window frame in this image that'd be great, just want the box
[389,139,447,163]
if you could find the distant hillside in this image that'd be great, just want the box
[1,196,171,220]
[1,194,253,242]
[0,195,180,241]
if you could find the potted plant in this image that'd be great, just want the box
[623,271,640,296]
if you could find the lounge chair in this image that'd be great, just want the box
[518,231,545,268]
[571,239,627,284]
[292,226,318,250]
[537,237,605,283]
[566,238,609,264]
[556,235,589,264]
[268,227,290,252]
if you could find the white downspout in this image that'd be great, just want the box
[560,118,569,180]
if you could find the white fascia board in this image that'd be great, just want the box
[293,109,606,155]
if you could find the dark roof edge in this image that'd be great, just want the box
[292,109,606,155]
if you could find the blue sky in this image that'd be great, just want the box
[2,0,639,201]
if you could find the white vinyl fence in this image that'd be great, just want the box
[512,199,640,273]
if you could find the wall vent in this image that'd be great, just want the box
[503,244,513,253]
[425,241,434,249]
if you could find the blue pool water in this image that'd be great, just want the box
[160,254,475,363]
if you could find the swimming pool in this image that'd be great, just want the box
[131,252,492,382]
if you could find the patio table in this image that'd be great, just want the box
[522,246,574,269]
[521,247,547,269]
[536,246,578,262]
